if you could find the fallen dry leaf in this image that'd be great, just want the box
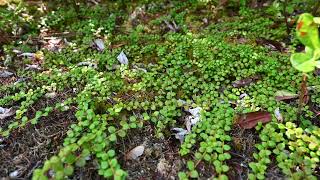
[275,90,298,101]
[256,38,285,52]
[117,51,129,65]
[125,145,144,160]
[236,111,271,129]
[299,75,309,105]
[274,107,283,122]
[43,38,65,52]
[0,70,14,78]
[25,64,41,71]
[172,128,188,143]
[93,39,105,52]
[232,75,261,88]
[0,107,16,120]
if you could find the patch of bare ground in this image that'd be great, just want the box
[0,109,76,179]
[117,123,183,180]
[227,126,259,179]
[228,126,285,180]
[0,90,76,179]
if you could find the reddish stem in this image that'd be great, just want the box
[297,74,308,121]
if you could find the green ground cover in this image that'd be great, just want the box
[0,1,319,179]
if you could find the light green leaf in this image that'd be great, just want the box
[64,153,77,164]
[190,170,199,178]
[222,165,229,172]
[290,52,316,72]
[103,168,113,177]
[274,90,298,98]
[187,161,195,170]
[296,13,320,49]
[314,17,320,24]
[109,134,117,142]
[64,166,74,176]
[101,161,109,169]
[75,158,86,167]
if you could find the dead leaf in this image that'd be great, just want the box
[19,52,35,58]
[164,20,180,32]
[172,128,188,143]
[274,107,283,122]
[43,38,65,52]
[93,39,105,52]
[232,75,261,88]
[157,158,170,177]
[185,117,192,132]
[0,107,16,120]
[275,90,298,101]
[236,111,271,129]
[18,51,44,64]
[132,65,147,73]
[256,38,285,52]
[110,43,126,49]
[25,64,41,71]
[0,70,14,78]
[14,77,30,85]
[300,75,309,105]
[237,37,248,44]
[117,51,129,65]
[125,145,144,160]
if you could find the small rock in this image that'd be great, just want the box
[125,145,145,160]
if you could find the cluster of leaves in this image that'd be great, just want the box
[179,105,233,179]
[249,121,319,179]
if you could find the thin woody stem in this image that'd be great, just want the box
[297,73,308,121]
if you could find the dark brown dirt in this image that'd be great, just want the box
[0,90,77,179]
[227,126,259,179]
[117,124,184,180]
[0,109,76,179]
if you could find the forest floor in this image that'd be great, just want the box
[0,1,320,180]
